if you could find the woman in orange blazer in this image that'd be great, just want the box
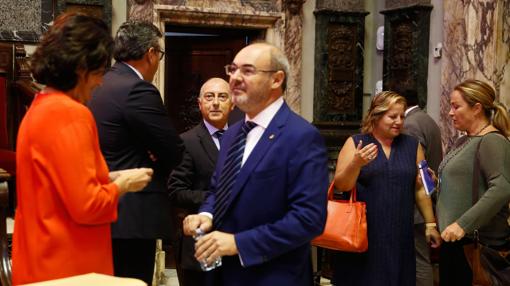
[12,13,153,285]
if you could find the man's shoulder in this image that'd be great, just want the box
[406,109,439,128]
[181,123,204,140]
[285,109,319,134]
[94,67,141,98]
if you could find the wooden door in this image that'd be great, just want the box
[164,26,263,133]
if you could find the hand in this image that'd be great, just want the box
[425,226,442,248]
[114,168,153,195]
[427,168,437,184]
[441,222,466,242]
[195,231,238,265]
[108,170,121,182]
[183,214,212,236]
[353,140,378,167]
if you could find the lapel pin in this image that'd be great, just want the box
[269,134,275,140]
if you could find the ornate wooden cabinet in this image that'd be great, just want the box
[381,4,432,107]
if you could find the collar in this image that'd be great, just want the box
[122,62,143,80]
[203,119,228,136]
[245,97,284,129]
[405,105,420,116]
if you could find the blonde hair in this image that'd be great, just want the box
[361,91,407,133]
[454,79,510,137]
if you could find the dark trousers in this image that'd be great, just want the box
[415,223,433,286]
[439,240,472,286]
[112,238,156,285]
[175,265,206,286]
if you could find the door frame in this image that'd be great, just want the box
[153,4,284,102]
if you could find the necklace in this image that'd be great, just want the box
[438,122,491,193]
[468,122,490,136]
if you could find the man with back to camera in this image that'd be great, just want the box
[182,42,329,286]
[88,20,183,285]
[168,77,234,286]
[402,90,443,286]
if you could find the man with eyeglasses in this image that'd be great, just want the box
[88,20,183,285]
[183,42,328,286]
[168,77,234,286]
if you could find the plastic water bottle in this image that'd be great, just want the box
[194,228,222,271]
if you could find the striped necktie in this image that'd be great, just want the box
[214,129,225,147]
[213,121,257,227]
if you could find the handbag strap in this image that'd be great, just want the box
[328,182,357,203]
[471,138,483,206]
[469,137,486,245]
[471,131,508,205]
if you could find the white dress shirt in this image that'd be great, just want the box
[242,97,284,166]
[203,119,228,150]
[405,105,419,117]
[122,62,143,80]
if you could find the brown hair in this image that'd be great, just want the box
[454,79,510,137]
[30,13,112,92]
[361,91,407,133]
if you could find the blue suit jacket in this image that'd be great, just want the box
[199,102,328,286]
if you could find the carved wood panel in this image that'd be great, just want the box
[314,10,367,125]
[327,23,357,114]
[381,5,432,108]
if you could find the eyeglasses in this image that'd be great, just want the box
[153,47,165,61]
[224,64,278,77]
[201,92,230,102]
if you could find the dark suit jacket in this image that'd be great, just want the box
[200,102,328,286]
[403,107,443,223]
[168,122,218,270]
[404,107,442,172]
[88,61,183,239]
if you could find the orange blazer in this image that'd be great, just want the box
[12,91,119,285]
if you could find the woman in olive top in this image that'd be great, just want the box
[437,79,510,285]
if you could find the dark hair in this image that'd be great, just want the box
[113,20,162,62]
[401,89,419,107]
[30,13,113,91]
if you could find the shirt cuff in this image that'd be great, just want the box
[199,212,213,220]
[234,235,245,267]
[238,253,245,267]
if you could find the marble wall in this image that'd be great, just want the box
[0,0,41,32]
[128,0,155,22]
[283,2,304,112]
[440,0,510,149]
[0,0,52,42]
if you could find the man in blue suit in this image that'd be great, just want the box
[183,42,328,286]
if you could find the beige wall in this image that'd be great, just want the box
[363,0,385,118]
[111,0,127,38]
[426,0,443,122]
[300,0,316,122]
